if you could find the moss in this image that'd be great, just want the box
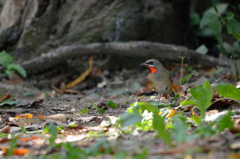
[21,29,45,51]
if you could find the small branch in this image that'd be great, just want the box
[211,97,240,105]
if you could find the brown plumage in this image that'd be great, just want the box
[141,59,174,105]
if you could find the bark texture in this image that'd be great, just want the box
[22,41,220,75]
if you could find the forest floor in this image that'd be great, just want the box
[0,60,240,159]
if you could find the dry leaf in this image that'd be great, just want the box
[3,72,25,86]
[0,91,11,103]
[36,93,45,99]
[45,114,66,122]
[168,109,175,118]
[34,111,46,120]
[172,84,185,96]
[190,108,200,118]
[67,56,94,88]
[0,125,10,133]
[14,148,30,155]
[15,113,33,119]
[228,153,240,159]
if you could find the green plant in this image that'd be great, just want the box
[0,50,26,78]
[44,123,58,148]
[199,3,240,57]
[80,108,89,114]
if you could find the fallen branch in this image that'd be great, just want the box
[22,41,220,75]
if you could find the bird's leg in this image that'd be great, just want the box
[167,94,170,106]
[158,93,162,106]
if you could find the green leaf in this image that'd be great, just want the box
[7,137,17,156]
[23,92,35,97]
[0,99,19,106]
[181,100,197,106]
[213,5,218,13]
[20,126,27,133]
[216,82,240,100]
[107,100,118,109]
[6,63,27,78]
[0,51,14,66]
[44,123,58,148]
[181,73,194,85]
[200,12,225,53]
[153,113,172,145]
[196,44,208,54]
[190,115,201,124]
[172,115,188,142]
[80,108,89,114]
[190,81,213,119]
[96,106,105,114]
[115,151,128,159]
[134,149,148,159]
[226,21,240,40]
[226,12,235,20]
[217,111,234,132]
[190,12,200,25]
[58,125,65,130]
[204,3,229,15]
[200,12,214,28]
[136,102,159,113]
[119,111,142,127]
[197,123,216,138]
[68,121,78,128]
[5,69,14,78]
[85,138,109,156]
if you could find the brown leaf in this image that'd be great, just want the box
[67,56,94,88]
[3,71,25,86]
[0,125,10,133]
[0,91,11,103]
[16,99,43,108]
[45,114,66,122]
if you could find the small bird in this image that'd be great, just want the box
[140,59,174,105]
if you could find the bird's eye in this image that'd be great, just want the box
[146,61,153,65]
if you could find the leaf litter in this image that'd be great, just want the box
[1,61,240,158]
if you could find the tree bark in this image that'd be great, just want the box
[22,41,220,75]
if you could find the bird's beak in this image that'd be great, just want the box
[140,63,146,66]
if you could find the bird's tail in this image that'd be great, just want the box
[169,90,175,97]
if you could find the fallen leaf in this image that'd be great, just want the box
[91,67,103,78]
[14,148,30,155]
[15,114,33,119]
[36,93,45,99]
[0,99,19,106]
[168,109,175,118]
[67,56,94,88]
[0,91,11,103]
[172,84,185,96]
[45,114,66,122]
[0,138,10,143]
[190,108,200,118]
[66,134,86,142]
[203,67,217,74]
[158,109,175,118]
[230,142,240,149]
[0,125,10,133]
[34,111,46,120]
[16,99,43,108]
[228,153,240,159]
[3,71,25,86]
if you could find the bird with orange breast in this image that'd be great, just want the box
[141,59,175,105]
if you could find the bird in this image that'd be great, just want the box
[140,59,175,106]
